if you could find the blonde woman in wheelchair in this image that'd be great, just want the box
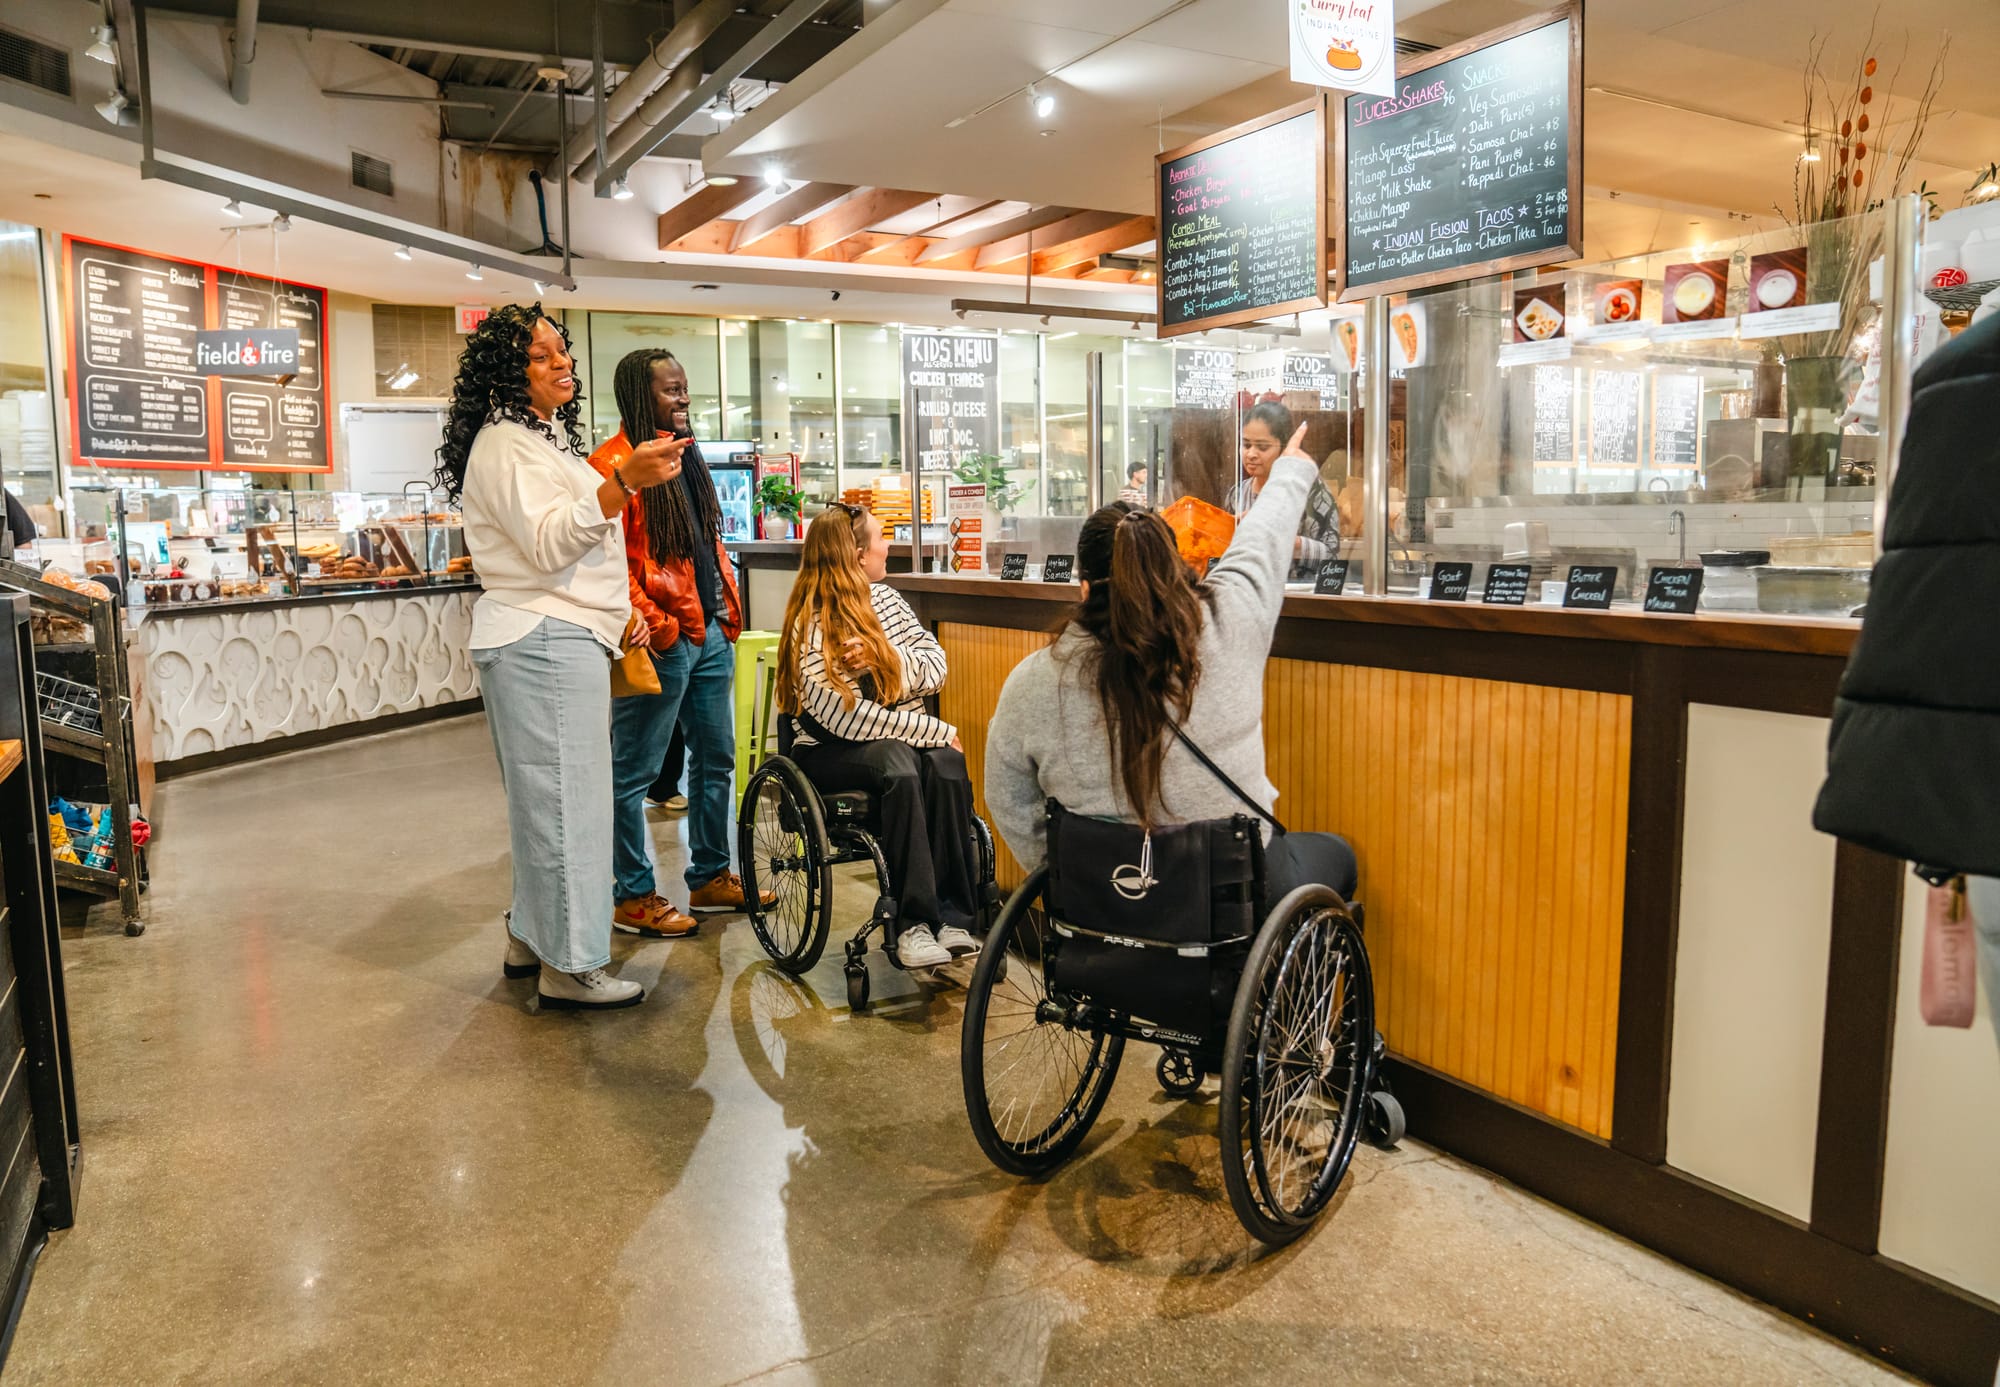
[772,505,982,970]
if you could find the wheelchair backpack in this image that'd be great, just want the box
[1041,799,1265,1035]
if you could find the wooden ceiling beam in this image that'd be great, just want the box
[973,210,1132,272]
[918,205,1081,264]
[1030,215,1156,276]
[800,188,937,257]
[731,182,857,252]
[657,180,763,250]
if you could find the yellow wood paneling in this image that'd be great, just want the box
[935,621,1630,1136]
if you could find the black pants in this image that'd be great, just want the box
[1264,831,1359,905]
[793,738,979,935]
[650,722,687,803]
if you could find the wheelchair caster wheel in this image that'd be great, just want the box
[845,964,870,1013]
[1365,1089,1406,1149]
[1156,1048,1204,1098]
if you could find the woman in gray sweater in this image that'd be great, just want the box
[986,425,1356,902]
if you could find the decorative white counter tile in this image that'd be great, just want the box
[136,591,480,763]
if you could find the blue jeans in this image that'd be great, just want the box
[473,618,614,974]
[610,620,735,900]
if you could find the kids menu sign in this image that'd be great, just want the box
[1335,6,1581,300]
[902,330,1000,473]
[1156,98,1328,339]
[64,237,331,472]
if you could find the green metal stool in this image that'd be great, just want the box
[733,630,780,806]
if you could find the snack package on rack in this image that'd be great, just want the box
[39,567,112,603]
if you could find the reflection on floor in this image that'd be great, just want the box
[4,718,1913,1385]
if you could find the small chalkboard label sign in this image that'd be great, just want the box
[1644,566,1704,614]
[999,553,1028,580]
[1563,564,1618,609]
[1430,561,1474,602]
[1042,553,1076,583]
[1483,563,1534,605]
[1313,559,1350,595]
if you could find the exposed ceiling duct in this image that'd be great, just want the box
[566,0,733,183]
[228,0,257,103]
[591,0,828,196]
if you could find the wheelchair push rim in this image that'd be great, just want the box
[1219,886,1375,1245]
[961,867,1124,1177]
[739,759,834,974]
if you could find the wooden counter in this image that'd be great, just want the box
[888,573,1999,1387]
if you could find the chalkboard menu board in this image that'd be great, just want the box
[64,237,332,473]
[1651,373,1701,470]
[1156,99,1327,339]
[1589,369,1643,466]
[1531,363,1573,464]
[1335,6,1581,301]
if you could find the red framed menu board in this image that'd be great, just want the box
[62,236,333,473]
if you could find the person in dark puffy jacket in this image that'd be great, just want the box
[1814,312,2000,1056]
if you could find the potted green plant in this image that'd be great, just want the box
[951,453,1037,516]
[756,473,806,540]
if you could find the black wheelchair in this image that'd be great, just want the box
[959,802,1404,1245]
[737,720,1002,1013]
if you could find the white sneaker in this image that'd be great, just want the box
[936,925,982,959]
[537,967,644,1011]
[895,925,951,969]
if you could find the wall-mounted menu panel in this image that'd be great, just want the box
[63,237,332,473]
[1589,369,1643,467]
[1335,5,1581,301]
[1156,99,1327,339]
[1651,373,1701,470]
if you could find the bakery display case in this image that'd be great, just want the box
[66,486,476,608]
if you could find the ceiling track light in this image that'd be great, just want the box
[85,23,117,64]
[763,165,786,190]
[532,280,549,296]
[272,214,291,232]
[465,264,484,281]
[95,90,130,125]
[393,244,413,261]
[222,198,243,218]
[610,177,634,201]
[705,172,740,187]
[1031,84,1056,120]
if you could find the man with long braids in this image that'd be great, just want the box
[435,306,687,1011]
[591,349,766,935]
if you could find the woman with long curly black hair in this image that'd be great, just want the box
[588,348,764,930]
[437,305,687,1011]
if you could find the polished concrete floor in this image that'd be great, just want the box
[3,717,1914,1385]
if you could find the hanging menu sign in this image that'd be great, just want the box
[1173,348,1237,409]
[63,237,333,472]
[902,331,1000,474]
[1156,99,1328,339]
[1531,363,1573,464]
[1589,369,1643,466]
[215,272,329,469]
[1651,373,1701,469]
[1335,6,1581,301]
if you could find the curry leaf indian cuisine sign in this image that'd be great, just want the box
[62,236,331,472]
[1290,0,1397,97]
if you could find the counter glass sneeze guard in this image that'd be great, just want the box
[65,485,479,608]
[935,200,1916,622]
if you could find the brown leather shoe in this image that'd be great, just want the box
[613,893,699,939]
[687,870,775,914]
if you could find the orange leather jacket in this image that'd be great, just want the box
[587,430,743,650]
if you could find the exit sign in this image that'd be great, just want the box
[455,304,490,334]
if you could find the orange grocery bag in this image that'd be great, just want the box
[1159,495,1236,575]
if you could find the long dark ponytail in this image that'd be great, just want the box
[1064,503,1207,826]
[432,304,585,501]
[612,348,720,561]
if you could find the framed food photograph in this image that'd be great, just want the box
[1514,283,1569,343]
[1593,278,1644,327]
[1662,259,1730,323]
[1747,248,1808,313]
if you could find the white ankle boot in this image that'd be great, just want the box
[538,966,644,1011]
